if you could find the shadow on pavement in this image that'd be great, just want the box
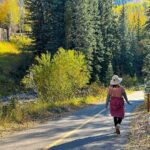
[0,99,144,150]
[48,133,117,150]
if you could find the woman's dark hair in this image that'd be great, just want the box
[111,85,120,88]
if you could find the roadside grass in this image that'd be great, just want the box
[0,87,107,137]
[0,85,136,137]
[125,104,150,150]
[0,86,135,137]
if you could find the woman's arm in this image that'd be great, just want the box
[122,90,131,105]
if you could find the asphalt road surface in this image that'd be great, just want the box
[0,91,144,150]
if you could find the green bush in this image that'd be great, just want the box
[143,53,150,81]
[10,34,32,49]
[88,82,107,100]
[0,99,22,122]
[0,104,2,118]
[23,48,90,101]
[122,75,139,88]
[88,82,101,96]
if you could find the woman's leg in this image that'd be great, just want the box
[114,117,122,134]
[114,117,118,127]
[118,117,123,125]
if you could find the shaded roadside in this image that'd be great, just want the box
[125,104,150,150]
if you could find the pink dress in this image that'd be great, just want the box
[108,86,125,118]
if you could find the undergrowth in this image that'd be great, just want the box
[0,37,34,96]
[0,86,107,136]
[125,104,150,150]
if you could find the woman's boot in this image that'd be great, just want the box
[116,124,120,135]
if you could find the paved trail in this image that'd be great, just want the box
[0,91,144,150]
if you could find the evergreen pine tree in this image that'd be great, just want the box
[118,3,134,76]
[132,13,144,77]
[64,0,75,49]
[25,0,48,53]
[46,0,65,55]
[106,62,114,85]
[65,0,98,69]
[25,0,65,54]
[111,14,122,75]
[145,7,150,32]
[91,0,105,82]
[98,0,115,82]
[143,7,150,80]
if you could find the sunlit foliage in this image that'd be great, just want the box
[114,3,148,31]
[0,0,19,25]
[0,0,9,22]
[0,41,20,54]
[23,48,90,101]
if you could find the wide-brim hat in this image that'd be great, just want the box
[110,75,122,85]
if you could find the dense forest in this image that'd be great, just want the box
[25,0,150,82]
[0,0,150,97]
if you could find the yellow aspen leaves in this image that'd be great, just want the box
[114,3,148,31]
[0,0,19,25]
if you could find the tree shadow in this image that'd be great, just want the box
[0,52,34,96]
[48,133,119,150]
[0,100,144,149]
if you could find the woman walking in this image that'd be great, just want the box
[106,75,131,135]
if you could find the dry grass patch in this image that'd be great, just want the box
[126,104,150,150]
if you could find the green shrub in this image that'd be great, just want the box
[143,53,150,81]
[88,83,107,101]
[88,82,101,96]
[0,99,25,123]
[23,48,90,101]
[10,35,32,49]
[1,99,17,117]
[0,104,2,118]
[122,75,139,88]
